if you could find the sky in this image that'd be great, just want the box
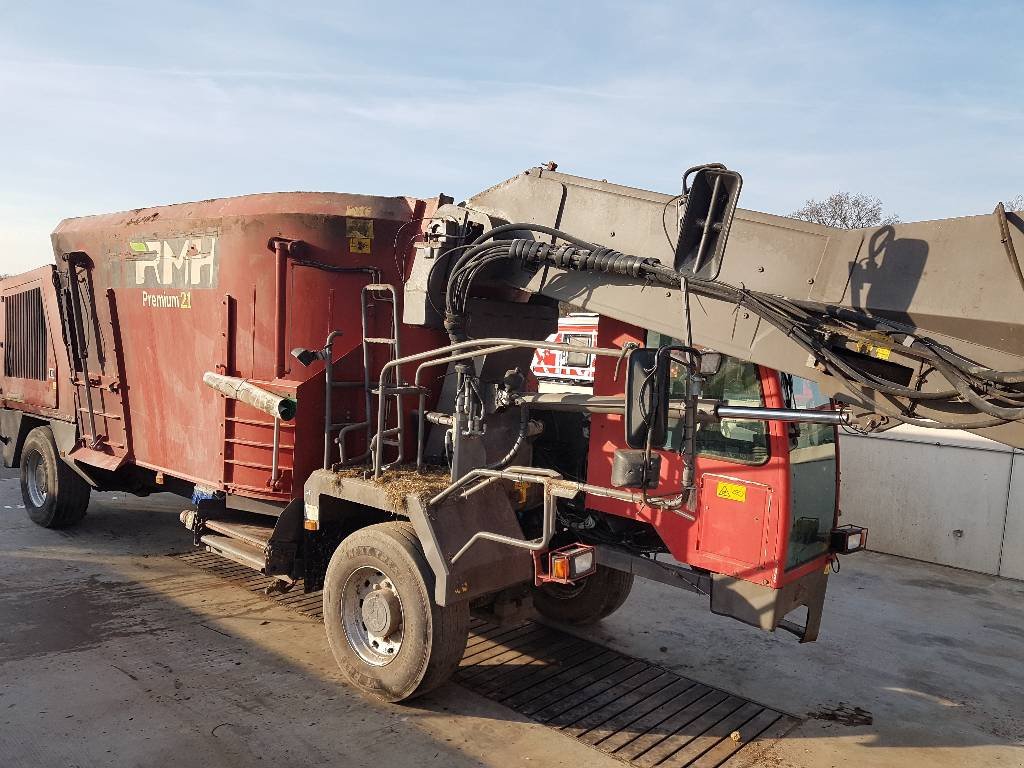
[1,1,1022,274]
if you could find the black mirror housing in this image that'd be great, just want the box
[624,347,670,449]
[674,166,743,280]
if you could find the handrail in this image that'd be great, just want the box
[372,337,624,477]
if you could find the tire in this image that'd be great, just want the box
[20,426,91,529]
[323,522,469,702]
[533,564,634,626]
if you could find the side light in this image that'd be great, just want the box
[830,524,867,554]
[544,544,598,585]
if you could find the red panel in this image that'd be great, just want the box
[584,317,807,588]
[41,192,447,500]
[695,474,774,570]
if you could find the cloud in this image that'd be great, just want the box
[0,2,1021,274]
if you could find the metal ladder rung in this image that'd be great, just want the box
[372,385,428,396]
[331,381,363,388]
[364,337,397,344]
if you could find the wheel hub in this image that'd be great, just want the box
[341,566,405,666]
[24,449,48,508]
[361,588,401,637]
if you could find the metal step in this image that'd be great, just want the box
[204,518,274,549]
[199,534,266,572]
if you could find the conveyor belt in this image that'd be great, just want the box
[174,549,799,767]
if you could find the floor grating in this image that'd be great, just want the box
[173,549,799,767]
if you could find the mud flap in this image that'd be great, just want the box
[710,568,828,643]
[266,498,304,579]
[405,483,534,606]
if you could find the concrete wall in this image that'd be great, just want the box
[838,426,1023,579]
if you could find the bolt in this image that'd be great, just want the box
[609,231,615,237]
[757,266,764,272]
[807,278,815,285]
[665,291,672,297]
[742,312,750,319]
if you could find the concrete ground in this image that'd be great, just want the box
[1,466,1022,767]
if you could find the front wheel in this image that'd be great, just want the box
[533,564,634,625]
[323,522,469,702]
[20,426,91,529]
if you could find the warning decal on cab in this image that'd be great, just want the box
[716,481,747,503]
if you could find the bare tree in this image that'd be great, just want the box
[791,192,900,229]
[1006,194,1024,213]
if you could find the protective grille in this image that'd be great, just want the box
[174,549,799,767]
[3,287,47,381]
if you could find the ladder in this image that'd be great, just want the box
[334,284,406,469]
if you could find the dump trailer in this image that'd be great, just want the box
[3,165,1023,702]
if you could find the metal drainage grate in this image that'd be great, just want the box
[174,550,799,767]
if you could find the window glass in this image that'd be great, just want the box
[563,334,593,368]
[782,374,838,569]
[649,333,768,465]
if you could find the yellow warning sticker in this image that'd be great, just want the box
[346,219,374,239]
[350,237,372,254]
[858,341,892,360]
[716,481,747,502]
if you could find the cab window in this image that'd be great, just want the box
[563,334,593,368]
[649,333,768,465]
[783,374,838,570]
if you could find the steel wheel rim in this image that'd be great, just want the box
[341,565,405,667]
[24,450,48,508]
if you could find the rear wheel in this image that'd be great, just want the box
[533,564,634,625]
[323,522,469,702]
[20,426,91,529]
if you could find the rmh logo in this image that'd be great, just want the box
[128,235,219,289]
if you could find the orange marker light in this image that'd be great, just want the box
[552,556,569,581]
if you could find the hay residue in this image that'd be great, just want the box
[335,465,452,510]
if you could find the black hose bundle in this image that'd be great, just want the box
[438,222,1024,430]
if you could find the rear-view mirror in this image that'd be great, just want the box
[674,166,743,281]
[624,347,669,449]
[699,351,723,376]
